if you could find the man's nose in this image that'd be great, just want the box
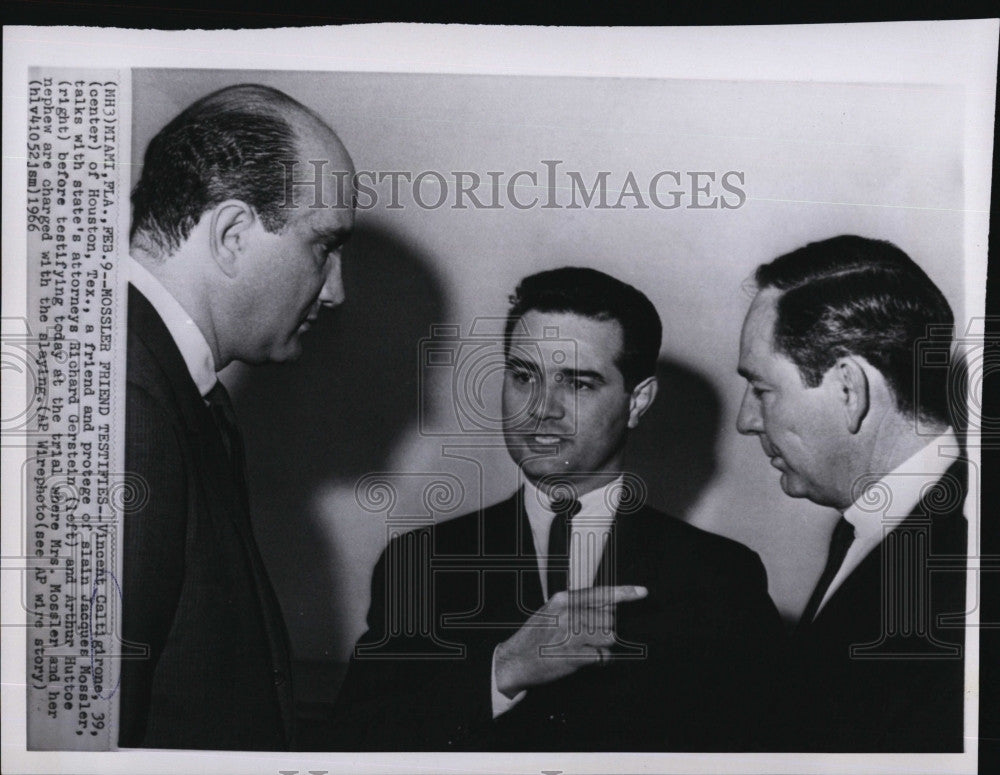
[736,385,762,435]
[318,257,345,308]
[532,378,567,421]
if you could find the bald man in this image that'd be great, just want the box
[121,84,354,749]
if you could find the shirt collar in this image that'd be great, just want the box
[843,428,960,542]
[523,475,624,526]
[128,255,217,398]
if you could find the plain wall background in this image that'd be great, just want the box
[131,69,966,662]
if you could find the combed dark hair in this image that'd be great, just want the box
[755,235,954,425]
[504,267,662,391]
[130,84,317,255]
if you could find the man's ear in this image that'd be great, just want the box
[834,357,869,434]
[208,200,257,278]
[627,376,658,429]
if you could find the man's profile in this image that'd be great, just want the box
[737,234,967,751]
[121,83,354,749]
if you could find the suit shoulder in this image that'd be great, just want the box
[927,491,969,554]
[127,322,175,404]
[126,288,198,414]
[376,495,521,562]
[376,497,507,553]
[430,495,515,544]
[632,505,765,572]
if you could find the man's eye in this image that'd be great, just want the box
[571,379,594,391]
[506,367,535,384]
[751,386,768,398]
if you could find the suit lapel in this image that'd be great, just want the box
[594,505,646,588]
[130,286,243,540]
[129,284,295,742]
[128,285,208,436]
[471,491,544,626]
[515,489,545,615]
[808,458,967,632]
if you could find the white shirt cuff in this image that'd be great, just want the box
[491,645,526,718]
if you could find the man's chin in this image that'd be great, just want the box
[778,473,831,506]
[778,473,808,499]
[266,339,304,364]
[514,454,567,482]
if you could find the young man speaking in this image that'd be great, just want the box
[331,267,783,751]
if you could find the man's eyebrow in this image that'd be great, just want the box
[505,355,539,372]
[559,368,607,383]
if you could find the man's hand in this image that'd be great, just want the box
[494,585,648,698]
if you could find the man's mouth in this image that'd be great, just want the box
[760,439,783,468]
[531,435,562,445]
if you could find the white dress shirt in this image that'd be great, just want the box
[816,428,961,617]
[491,476,624,716]
[128,256,217,397]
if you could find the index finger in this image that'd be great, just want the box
[570,585,649,607]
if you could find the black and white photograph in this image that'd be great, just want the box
[2,20,996,775]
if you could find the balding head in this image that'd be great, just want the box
[129,84,355,369]
[130,83,350,258]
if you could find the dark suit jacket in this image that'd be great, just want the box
[786,460,968,752]
[119,285,294,750]
[328,489,785,751]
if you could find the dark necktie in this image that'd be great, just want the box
[546,497,582,598]
[206,380,293,722]
[206,380,247,493]
[798,516,855,626]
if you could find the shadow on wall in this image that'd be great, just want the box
[229,221,446,659]
[623,358,722,521]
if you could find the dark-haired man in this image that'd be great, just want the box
[122,84,354,749]
[737,235,968,751]
[330,267,784,751]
